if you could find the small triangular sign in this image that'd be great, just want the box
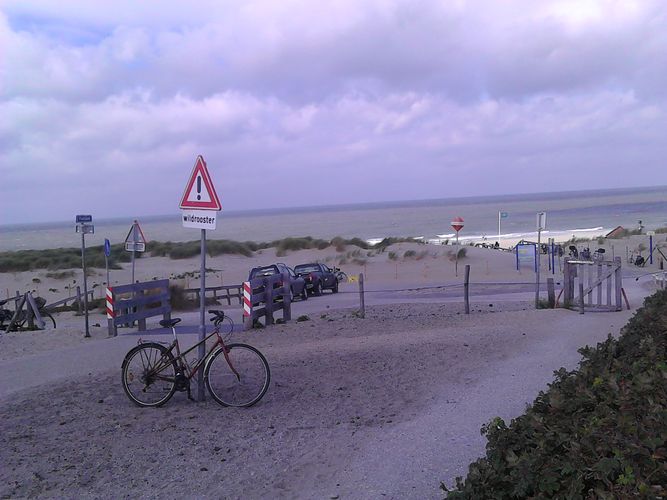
[124,220,148,244]
[179,155,222,210]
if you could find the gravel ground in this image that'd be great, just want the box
[0,300,636,499]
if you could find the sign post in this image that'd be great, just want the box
[124,220,147,284]
[104,238,111,287]
[180,155,222,402]
[498,211,508,241]
[75,215,94,338]
[451,216,464,277]
[648,231,655,264]
[535,212,547,308]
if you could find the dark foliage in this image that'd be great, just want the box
[445,289,667,498]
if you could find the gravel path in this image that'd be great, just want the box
[0,300,636,499]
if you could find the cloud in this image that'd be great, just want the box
[1,1,666,223]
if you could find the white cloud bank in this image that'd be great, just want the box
[1,0,666,223]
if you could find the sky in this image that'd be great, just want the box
[1,0,666,224]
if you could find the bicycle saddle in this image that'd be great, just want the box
[159,318,181,328]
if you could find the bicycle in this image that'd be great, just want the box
[333,267,348,284]
[0,297,57,332]
[121,310,270,408]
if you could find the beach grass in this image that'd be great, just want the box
[0,244,130,273]
[0,236,378,272]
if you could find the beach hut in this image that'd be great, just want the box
[605,226,625,238]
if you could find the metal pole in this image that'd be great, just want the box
[105,253,109,288]
[81,231,90,338]
[498,211,501,240]
[455,231,459,277]
[535,229,541,308]
[131,249,136,284]
[650,235,653,264]
[198,228,206,401]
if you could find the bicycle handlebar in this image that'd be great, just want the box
[208,309,225,326]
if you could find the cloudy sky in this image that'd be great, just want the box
[1,0,666,224]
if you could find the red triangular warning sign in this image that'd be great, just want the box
[179,155,222,210]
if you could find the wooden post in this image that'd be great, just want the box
[563,259,571,307]
[282,272,291,322]
[359,273,365,318]
[614,257,622,311]
[547,278,555,308]
[7,294,27,331]
[264,277,274,325]
[464,265,470,314]
[596,263,602,307]
[606,262,612,307]
[579,282,585,314]
[621,288,630,310]
[138,289,147,331]
[587,263,593,306]
[76,286,83,314]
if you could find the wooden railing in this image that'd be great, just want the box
[242,273,292,329]
[183,284,243,306]
[107,280,171,337]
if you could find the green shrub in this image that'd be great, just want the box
[388,251,398,261]
[404,250,417,259]
[444,289,667,498]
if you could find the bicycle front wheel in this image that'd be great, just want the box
[204,343,270,407]
[122,343,178,407]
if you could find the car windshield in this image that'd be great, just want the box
[295,264,320,273]
[250,266,278,278]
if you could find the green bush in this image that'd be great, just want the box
[444,289,667,498]
[404,250,417,259]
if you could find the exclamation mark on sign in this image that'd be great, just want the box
[197,176,201,200]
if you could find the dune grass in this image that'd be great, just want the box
[0,236,377,272]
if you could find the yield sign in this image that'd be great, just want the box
[179,155,222,211]
[451,216,464,232]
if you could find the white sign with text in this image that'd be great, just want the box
[182,210,217,230]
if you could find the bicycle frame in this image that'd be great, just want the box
[143,325,240,383]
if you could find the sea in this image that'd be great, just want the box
[1,186,666,252]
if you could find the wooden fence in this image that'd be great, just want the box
[242,273,292,330]
[562,257,623,312]
[183,284,243,306]
[107,279,171,337]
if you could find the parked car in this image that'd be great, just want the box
[248,263,307,301]
[294,263,339,295]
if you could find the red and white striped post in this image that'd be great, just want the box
[106,287,116,337]
[242,281,252,330]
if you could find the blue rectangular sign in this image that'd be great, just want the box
[76,214,93,223]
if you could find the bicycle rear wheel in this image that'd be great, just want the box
[204,343,270,407]
[41,311,56,329]
[122,343,178,407]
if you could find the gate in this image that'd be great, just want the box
[562,257,622,312]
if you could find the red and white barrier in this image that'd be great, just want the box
[243,281,252,317]
[106,287,114,319]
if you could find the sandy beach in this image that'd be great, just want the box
[0,236,664,499]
